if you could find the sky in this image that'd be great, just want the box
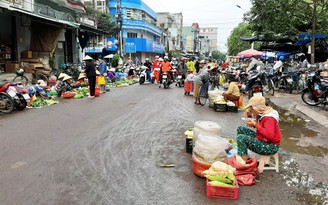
[142,0,252,53]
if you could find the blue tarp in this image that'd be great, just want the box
[296,32,325,45]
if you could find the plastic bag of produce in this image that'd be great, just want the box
[193,121,223,146]
[193,134,230,164]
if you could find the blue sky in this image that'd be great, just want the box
[142,0,252,53]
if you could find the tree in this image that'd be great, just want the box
[211,50,226,61]
[227,23,260,56]
[246,0,312,37]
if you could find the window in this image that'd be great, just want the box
[126,9,132,18]
[128,33,137,38]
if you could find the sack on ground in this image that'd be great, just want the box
[225,156,258,186]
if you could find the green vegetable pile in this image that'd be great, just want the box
[30,97,59,108]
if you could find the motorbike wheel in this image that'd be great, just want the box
[286,83,293,94]
[14,94,27,110]
[301,90,320,106]
[0,93,15,114]
[163,81,169,89]
[12,75,29,86]
[267,79,275,96]
[32,73,48,85]
[139,77,145,85]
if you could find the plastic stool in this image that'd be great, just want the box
[233,100,240,107]
[258,153,279,173]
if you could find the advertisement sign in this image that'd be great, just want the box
[106,37,116,51]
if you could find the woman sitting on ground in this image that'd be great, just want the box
[236,96,282,161]
[222,74,240,102]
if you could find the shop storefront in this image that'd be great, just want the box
[0,12,14,72]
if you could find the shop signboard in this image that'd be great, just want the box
[125,42,136,53]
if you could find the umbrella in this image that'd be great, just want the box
[237,49,263,58]
[104,54,114,59]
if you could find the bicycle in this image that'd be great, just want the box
[12,62,49,86]
[198,80,210,106]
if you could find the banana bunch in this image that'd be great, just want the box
[206,173,236,187]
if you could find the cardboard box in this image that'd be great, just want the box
[5,63,20,73]
[21,51,32,59]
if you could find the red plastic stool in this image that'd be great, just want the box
[233,100,240,107]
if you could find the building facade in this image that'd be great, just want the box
[199,27,218,55]
[182,23,200,54]
[156,12,183,54]
[108,0,164,63]
[0,0,107,73]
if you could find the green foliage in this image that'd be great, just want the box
[211,50,226,61]
[112,54,120,67]
[227,23,260,56]
[246,0,328,37]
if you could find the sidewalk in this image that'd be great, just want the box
[270,92,328,128]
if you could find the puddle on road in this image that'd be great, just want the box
[266,100,328,204]
[268,101,328,157]
[281,157,328,205]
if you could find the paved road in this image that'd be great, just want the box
[0,83,326,205]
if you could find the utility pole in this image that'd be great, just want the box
[116,0,123,59]
[311,0,317,64]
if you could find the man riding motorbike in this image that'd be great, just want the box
[160,56,173,83]
[143,58,153,82]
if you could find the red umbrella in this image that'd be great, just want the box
[237,49,263,58]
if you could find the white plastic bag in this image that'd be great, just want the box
[193,121,222,146]
[193,134,229,164]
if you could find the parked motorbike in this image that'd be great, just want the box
[139,66,153,85]
[159,71,172,89]
[246,70,264,99]
[0,92,15,114]
[301,69,328,106]
[0,82,29,110]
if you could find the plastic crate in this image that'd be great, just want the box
[213,103,227,112]
[206,178,239,199]
[227,105,238,113]
[192,156,212,178]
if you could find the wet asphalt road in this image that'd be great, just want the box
[0,83,326,205]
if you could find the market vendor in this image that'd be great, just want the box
[107,67,116,82]
[222,74,240,102]
[236,96,282,161]
[28,80,49,98]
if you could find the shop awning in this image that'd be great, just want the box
[8,6,80,28]
[79,24,109,36]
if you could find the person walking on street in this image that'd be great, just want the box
[152,56,161,84]
[98,55,107,93]
[193,62,211,104]
[84,55,96,98]
[187,58,196,73]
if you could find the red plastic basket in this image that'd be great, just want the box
[62,92,75,98]
[184,81,193,93]
[192,156,212,178]
[206,178,239,199]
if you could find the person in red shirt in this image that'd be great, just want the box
[221,60,227,70]
[236,96,282,161]
[152,55,161,84]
